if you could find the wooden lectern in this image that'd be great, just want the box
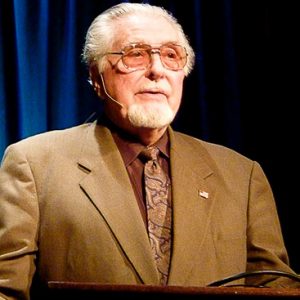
[48,282,300,299]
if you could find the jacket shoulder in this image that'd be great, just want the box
[1,123,94,162]
[172,130,254,167]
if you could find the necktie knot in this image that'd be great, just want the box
[140,146,159,162]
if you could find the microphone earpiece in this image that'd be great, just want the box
[99,73,124,108]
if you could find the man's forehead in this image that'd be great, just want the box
[112,17,179,49]
[117,14,176,32]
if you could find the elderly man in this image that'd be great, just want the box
[0,3,299,299]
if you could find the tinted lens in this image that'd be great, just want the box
[122,46,150,69]
[160,45,187,70]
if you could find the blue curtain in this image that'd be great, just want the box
[1,0,300,271]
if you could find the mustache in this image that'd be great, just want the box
[138,84,167,94]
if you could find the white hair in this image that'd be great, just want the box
[82,2,195,76]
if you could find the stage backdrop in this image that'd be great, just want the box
[1,0,299,272]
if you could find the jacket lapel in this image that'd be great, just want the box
[77,123,159,284]
[168,128,217,285]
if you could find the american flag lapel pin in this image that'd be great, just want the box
[199,190,209,199]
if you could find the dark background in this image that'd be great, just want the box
[0,0,299,272]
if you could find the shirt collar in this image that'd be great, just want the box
[99,116,170,166]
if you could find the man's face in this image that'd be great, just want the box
[99,14,185,131]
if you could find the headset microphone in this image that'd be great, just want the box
[99,73,124,108]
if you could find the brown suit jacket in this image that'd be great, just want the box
[0,121,297,299]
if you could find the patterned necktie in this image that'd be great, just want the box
[140,146,172,285]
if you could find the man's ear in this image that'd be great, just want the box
[89,65,103,98]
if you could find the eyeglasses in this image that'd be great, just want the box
[104,43,187,71]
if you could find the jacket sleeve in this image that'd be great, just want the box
[0,144,39,300]
[246,161,300,287]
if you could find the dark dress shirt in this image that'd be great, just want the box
[104,119,171,227]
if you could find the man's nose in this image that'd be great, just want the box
[147,52,166,78]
